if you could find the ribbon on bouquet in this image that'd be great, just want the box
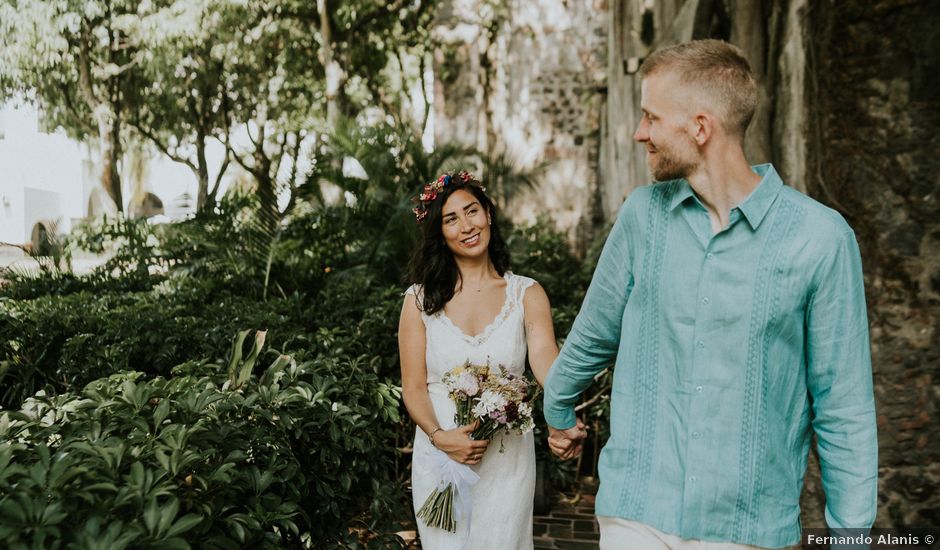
[417,447,481,545]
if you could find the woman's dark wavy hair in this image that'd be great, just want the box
[408,176,511,315]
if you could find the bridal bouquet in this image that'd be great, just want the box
[416,362,540,532]
[446,362,539,442]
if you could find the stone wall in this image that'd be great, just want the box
[805,0,940,527]
[432,0,609,251]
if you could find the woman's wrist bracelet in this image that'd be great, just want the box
[428,427,444,447]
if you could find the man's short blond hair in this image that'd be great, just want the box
[639,39,758,138]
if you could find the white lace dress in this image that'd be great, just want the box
[407,272,537,550]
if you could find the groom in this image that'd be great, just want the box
[543,39,877,549]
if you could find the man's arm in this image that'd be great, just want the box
[543,191,639,431]
[806,229,878,529]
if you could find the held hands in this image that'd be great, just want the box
[432,421,490,465]
[547,419,588,461]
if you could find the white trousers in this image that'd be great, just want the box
[598,516,794,550]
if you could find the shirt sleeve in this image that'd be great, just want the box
[805,229,878,530]
[543,190,639,430]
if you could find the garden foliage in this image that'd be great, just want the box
[0,123,600,546]
[0,330,402,549]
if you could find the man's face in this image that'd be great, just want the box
[633,71,701,181]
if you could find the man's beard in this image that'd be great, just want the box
[649,142,698,182]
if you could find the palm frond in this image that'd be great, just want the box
[480,150,548,207]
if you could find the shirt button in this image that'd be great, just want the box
[688,476,697,482]
[695,385,703,393]
[701,296,710,304]
[706,253,715,259]
[692,431,701,439]
[696,341,705,349]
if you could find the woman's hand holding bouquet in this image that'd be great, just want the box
[431,421,489,465]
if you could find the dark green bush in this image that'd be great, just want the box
[508,220,589,339]
[0,287,308,410]
[0,332,404,549]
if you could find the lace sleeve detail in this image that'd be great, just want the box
[403,284,428,322]
[511,273,537,307]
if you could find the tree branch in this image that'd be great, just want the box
[76,24,101,112]
[270,131,290,178]
[208,148,230,205]
[419,48,431,136]
[245,117,261,149]
[56,82,94,136]
[574,368,611,412]
[129,120,197,172]
[226,141,258,178]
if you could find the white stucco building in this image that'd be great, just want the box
[0,102,91,246]
[0,101,212,247]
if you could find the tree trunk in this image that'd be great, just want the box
[78,23,124,212]
[99,112,123,212]
[317,0,346,126]
[195,126,210,211]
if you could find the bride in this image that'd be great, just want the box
[398,170,558,549]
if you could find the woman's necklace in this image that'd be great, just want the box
[462,271,497,293]
[465,278,487,292]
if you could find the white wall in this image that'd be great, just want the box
[0,103,86,245]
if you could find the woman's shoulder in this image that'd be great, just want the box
[506,272,539,295]
[402,284,431,321]
[404,283,426,303]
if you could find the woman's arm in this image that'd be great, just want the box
[399,293,488,464]
[524,283,586,459]
[522,282,558,387]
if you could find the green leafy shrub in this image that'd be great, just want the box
[508,220,589,339]
[0,288,308,410]
[0,331,404,549]
[0,212,173,302]
[71,214,168,284]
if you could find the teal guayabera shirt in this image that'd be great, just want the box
[544,164,877,548]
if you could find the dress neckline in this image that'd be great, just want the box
[438,272,513,346]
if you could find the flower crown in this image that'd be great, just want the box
[412,170,484,223]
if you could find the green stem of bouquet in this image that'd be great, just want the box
[454,400,473,427]
[471,421,503,441]
[417,483,457,533]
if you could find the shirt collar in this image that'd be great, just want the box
[668,164,784,230]
[736,164,783,230]
[668,180,697,212]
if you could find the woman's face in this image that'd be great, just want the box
[440,189,491,260]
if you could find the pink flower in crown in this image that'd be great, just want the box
[419,185,438,202]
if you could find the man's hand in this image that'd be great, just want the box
[547,419,588,460]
